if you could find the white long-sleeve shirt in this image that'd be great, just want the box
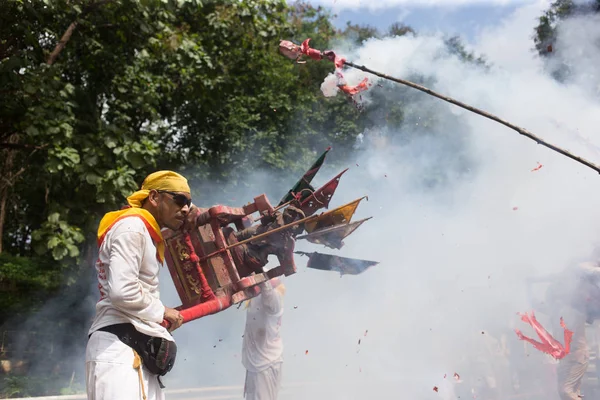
[88,217,173,341]
[242,282,284,372]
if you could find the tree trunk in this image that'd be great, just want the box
[0,135,18,254]
[47,21,78,65]
[46,0,114,65]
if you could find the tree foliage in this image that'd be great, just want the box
[532,0,600,83]
[0,0,487,396]
[533,0,600,55]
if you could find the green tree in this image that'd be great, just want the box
[533,0,576,57]
[532,0,600,82]
[387,22,415,37]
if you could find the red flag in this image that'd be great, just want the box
[299,169,348,216]
[514,311,573,360]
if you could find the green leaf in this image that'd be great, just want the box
[105,137,117,149]
[47,212,60,224]
[25,125,39,136]
[67,244,80,258]
[47,236,60,249]
[24,84,36,94]
[85,172,102,185]
[52,246,68,260]
[125,152,147,169]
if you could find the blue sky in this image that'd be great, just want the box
[308,1,539,41]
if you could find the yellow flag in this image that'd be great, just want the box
[304,197,366,233]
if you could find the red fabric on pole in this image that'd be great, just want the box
[301,39,323,61]
[339,78,371,95]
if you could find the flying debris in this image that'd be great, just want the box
[339,77,371,96]
[514,311,573,360]
[295,251,379,276]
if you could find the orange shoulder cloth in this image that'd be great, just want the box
[97,207,165,263]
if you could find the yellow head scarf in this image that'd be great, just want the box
[97,170,191,263]
[126,170,191,207]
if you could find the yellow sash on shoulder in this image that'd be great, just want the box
[97,207,165,263]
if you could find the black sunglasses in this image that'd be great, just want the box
[157,190,192,208]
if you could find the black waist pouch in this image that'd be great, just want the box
[97,323,177,378]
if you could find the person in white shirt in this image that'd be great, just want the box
[242,278,286,400]
[86,170,191,400]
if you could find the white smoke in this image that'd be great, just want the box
[160,2,600,399]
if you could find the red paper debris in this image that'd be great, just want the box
[301,39,323,61]
[364,330,368,337]
[279,39,370,101]
[339,78,371,95]
[512,207,518,211]
[324,50,346,68]
[305,350,309,355]
[443,374,447,379]
[454,372,460,381]
[433,386,439,392]
[514,311,573,360]
[279,40,303,60]
[531,162,543,172]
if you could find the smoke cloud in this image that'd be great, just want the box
[161,2,600,399]
[7,2,599,399]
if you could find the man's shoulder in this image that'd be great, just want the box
[109,216,149,237]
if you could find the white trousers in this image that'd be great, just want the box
[86,331,165,400]
[555,307,589,400]
[244,363,283,400]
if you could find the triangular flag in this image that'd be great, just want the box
[299,169,347,216]
[279,147,330,205]
[297,217,371,249]
[304,197,366,233]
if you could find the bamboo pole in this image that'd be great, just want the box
[345,60,600,174]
